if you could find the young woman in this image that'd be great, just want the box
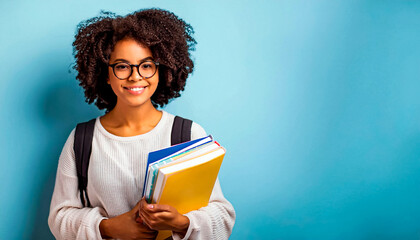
[48,8,235,240]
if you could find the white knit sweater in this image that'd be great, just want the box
[48,111,235,240]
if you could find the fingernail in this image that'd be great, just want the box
[148,205,154,209]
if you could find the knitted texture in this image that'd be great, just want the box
[48,111,235,239]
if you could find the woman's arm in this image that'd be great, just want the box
[48,129,108,239]
[48,129,157,239]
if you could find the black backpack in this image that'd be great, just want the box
[73,116,192,207]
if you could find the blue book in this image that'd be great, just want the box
[141,135,213,197]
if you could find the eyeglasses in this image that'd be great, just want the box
[108,60,159,80]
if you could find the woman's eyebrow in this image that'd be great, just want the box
[112,56,154,63]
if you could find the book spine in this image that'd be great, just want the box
[152,169,166,203]
[145,157,174,202]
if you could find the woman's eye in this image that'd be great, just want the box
[116,64,129,70]
[142,64,152,69]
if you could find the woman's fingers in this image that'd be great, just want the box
[130,199,142,215]
[139,210,154,229]
[151,204,171,213]
[143,202,172,213]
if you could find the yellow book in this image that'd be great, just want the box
[145,142,219,202]
[154,147,225,240]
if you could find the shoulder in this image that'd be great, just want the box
[191,121,207,140]
[62,127,76,155]
[56,128,77,176]
[163,111,207,140]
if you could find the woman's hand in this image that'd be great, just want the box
[138,197,190,237]
[99,200,157,240]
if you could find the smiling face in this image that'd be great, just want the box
[107,38,159,110]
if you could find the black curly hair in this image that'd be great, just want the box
[72,8,196,112]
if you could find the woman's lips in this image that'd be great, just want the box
[123,86,146,95]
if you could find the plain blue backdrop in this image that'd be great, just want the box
[1,0,420,239]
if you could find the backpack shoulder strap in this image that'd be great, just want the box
[74,118,96,207]
[171,116,193,145]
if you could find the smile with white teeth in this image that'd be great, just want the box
[124,86,145,91]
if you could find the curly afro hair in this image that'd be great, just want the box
[72,8,196,112]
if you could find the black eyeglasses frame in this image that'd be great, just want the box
[108,60,160,80]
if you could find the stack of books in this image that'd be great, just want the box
[141,135,226,239]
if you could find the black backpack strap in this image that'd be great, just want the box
[171,116,193,145]
[74,118,96,207]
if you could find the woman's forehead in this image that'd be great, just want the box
[110,38,152,62]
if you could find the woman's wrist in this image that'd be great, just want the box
[173,215,190,238]
[99,219,113,239]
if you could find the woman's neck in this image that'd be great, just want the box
[100,100,163,136]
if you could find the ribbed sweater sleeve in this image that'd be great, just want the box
[48,129,108,240]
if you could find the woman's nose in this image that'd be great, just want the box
[128,66,143,81]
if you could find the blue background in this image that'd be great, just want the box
[1,0,420,239]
